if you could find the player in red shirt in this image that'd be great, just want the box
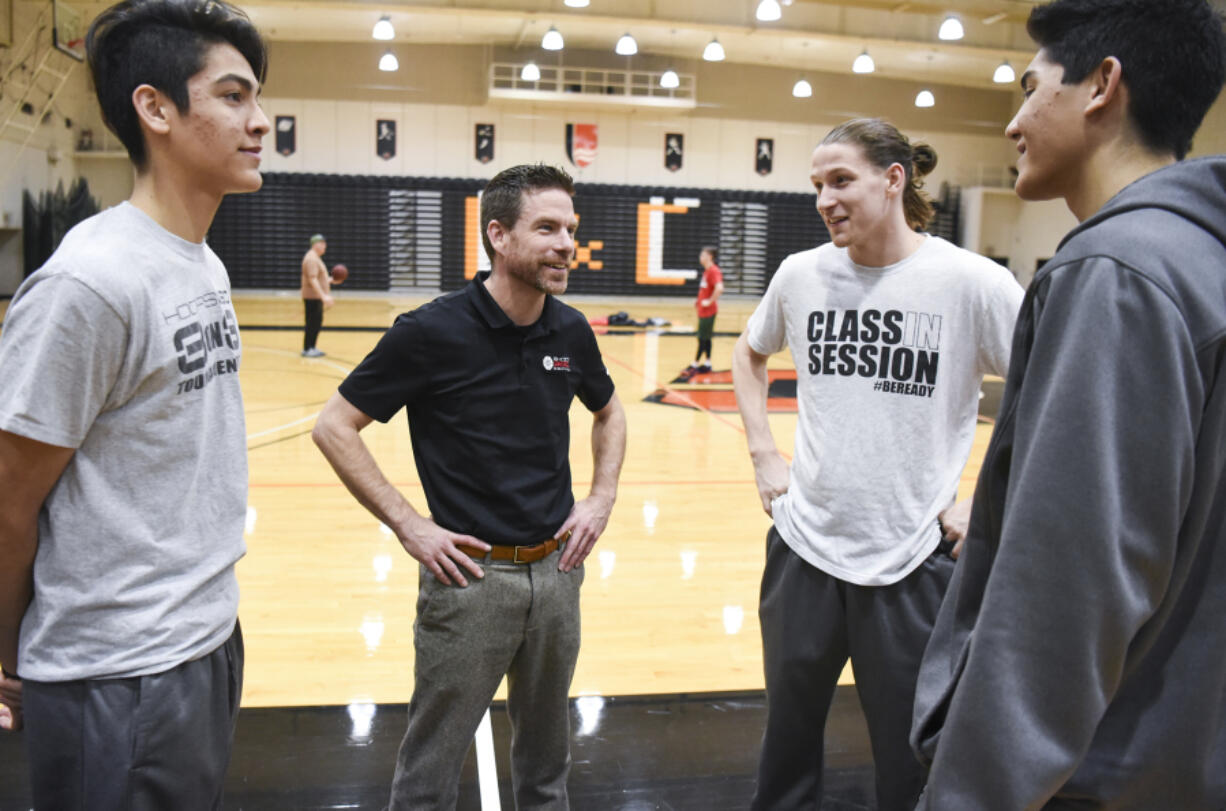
[687,246,723,375]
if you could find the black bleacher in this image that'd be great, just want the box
[210,173,958,297]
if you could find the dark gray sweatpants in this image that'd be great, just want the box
[751,527,955,811]
[23,620,244,811]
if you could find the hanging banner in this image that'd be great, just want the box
[665,133,683,172]
[565,123,598,168]
[377,119,396,160]
[275,115,296,157]
[475,123,495,164]
[756,138,774,176]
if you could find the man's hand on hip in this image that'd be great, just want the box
[751,450,791,517]
[938,496,973,560]
[0,670,22,731]
[554,493,613,573]
[399,515,491,587]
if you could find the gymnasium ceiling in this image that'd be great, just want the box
[239,0,1047,90]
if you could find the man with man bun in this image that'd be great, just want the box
[733,118,1022,810]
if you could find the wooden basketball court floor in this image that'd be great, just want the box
[229,290,991,710]
[0,290,996,807]
[0,290,993,707]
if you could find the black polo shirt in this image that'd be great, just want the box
[338,272,615,545]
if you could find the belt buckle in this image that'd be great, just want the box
[513,545,527,564]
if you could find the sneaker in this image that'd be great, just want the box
[302,348,325,358]
[671,365,701,384]
[697,363,712,373]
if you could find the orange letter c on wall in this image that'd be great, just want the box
[636,198,700,286]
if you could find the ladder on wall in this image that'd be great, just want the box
[718,201,770,296]
[388,189,444,291]
[0,3,79,185]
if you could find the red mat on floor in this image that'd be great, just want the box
[646,370,798,413]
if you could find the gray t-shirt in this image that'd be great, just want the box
[0,202,247,681]
[746,236,1022,586]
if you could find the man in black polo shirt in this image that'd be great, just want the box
[313,163,626,810]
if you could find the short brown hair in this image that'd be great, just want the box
[480,164,575,264]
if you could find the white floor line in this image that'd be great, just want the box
[245,412,320,441]
[475,708,502,810]
[246,344,355,375]
[242,345,355,442]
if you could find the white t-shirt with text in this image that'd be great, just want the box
[745,236,1022,585]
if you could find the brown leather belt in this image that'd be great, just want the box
[469,532,569,564]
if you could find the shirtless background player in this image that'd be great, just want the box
[301,233,333,358]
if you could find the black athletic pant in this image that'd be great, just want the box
[304,298,324,350]
[696,315,715,361]
[752,527,955,811]
[24,620,244,811]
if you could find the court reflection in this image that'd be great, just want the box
[574,694,606,737]
[359,614,385,654]
[723,605,745,635]
[347,699,377,740]
[372,553,393,583]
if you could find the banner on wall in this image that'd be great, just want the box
[475,124,495,163]
[275,115,296,157]
[565,123,598,168]
[376,119,396,160]
[756,138,774,176]
[665,133,683,172]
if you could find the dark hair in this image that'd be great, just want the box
[86,0,268,169]
[480,164,575,263]
[821,118,937,231]
[1027,0,1226,160]
[701,246,719,262]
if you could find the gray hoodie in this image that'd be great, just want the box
[911,156,1226,810]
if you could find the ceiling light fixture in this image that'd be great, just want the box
[615,32,638,55]
[915,89,935,107]
[852,50,875,74]
[756,0,783,22]
[521,61,541,81]
[372,15,394,41]
[563,0,590,6]
[660,69,680,89]
[378,50,399,72]
[938,15,964,40]
[792,77,813,98]
[993,60,1016,84]
[541,26,564,51]
[703,38,725,61]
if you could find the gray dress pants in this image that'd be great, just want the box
[390,553,584,810]
[23,620,244,811]
[751,527,955,811]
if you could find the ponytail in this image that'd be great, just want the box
[904,142,938,231]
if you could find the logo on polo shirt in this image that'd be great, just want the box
[543,355,571,372]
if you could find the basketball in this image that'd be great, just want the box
[330,263,348,284]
